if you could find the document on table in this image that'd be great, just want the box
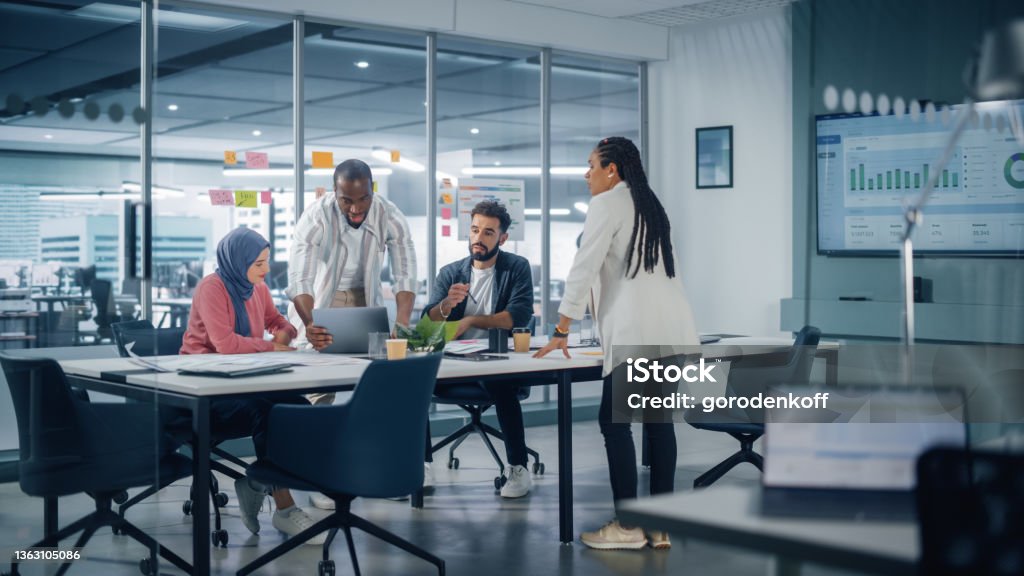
[248,351,369,367]
[444,340,489,355]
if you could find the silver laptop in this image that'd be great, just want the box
[760,385,967,521]
[311,307,390,354]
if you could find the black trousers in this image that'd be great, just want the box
[599,372,676,512]
[425,382,528,467]
[208,394,310,459]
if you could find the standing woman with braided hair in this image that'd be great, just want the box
[535,136,699,550]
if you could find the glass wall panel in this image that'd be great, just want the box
[152,5,293,327]
[302,26,428,325]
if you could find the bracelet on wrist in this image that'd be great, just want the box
[439,299,452,319]
[552,325,569,338]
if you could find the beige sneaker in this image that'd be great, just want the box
[647,530,671,550]
[580,520,647,550]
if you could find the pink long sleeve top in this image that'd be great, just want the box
[180,274,297,355]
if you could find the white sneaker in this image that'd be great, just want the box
[233,478,266,535]
[309,493,335,510]
[500,465,532,498]
[272,507,327,546]
[423,463,435,491]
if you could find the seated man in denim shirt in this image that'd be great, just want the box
[423,200,535,498]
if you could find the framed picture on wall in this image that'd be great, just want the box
[696,126,733,189]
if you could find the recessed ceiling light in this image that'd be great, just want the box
[167,104,178,111]
[470,127,480,135]
[423,101,428,107]
[356,61,369,69]
[252,129,262,136]
[44,134,53,139]
[494,161,501,166]
[70,97,84,103]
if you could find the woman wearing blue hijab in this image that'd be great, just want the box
[180,227,326,545]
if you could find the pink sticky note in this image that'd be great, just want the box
[441,207,452,220]
[442,225,451,237]
[209,189,233,206]
[261,190,272,204]
[245,151,268,169]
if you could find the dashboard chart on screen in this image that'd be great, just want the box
[816,99,1024,255]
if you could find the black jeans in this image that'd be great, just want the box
[599,372,676,511]
[425,382,528,467]
[208,394,310,459]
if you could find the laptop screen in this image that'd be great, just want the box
[763,387,967,491]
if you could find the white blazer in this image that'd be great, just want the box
[559,182,699,377]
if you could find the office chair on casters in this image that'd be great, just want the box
[685,325,821,488]
[238,354,446,576]
[0,353,192,576]
[430,316,544,490]
[917,448,1024,576]
[110,320,247,548]
[88,279,121,343]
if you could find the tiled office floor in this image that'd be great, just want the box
[0,422,862,576]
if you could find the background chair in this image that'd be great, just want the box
[917,447,1024,576]
[0,353,192,576]
[110,319,245,548]
[430,316,544,490]
[685,325,821,488]
[238,354,445,576]
[87,279,120,343]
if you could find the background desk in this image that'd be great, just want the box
[618,484,916,576]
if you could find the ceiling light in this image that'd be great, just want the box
[43,134,53,139]
[356,61,369,69]
[470,128,480,135]
[494,161,501,166]
[167,104,178,111]
[524,208,571,216]
[252,129,262,136]
[121,182,185,197]
[371,150,424,172]
[224,167,394,177]
[70,97,84,103]
[461,166,588,177]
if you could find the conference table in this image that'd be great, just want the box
[55,337,839,575]
[618,484,916,576]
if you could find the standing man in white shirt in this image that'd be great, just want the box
[286,158,417,388]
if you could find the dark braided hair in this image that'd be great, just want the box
[594,136,675,279]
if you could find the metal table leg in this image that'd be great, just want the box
[557,370,573,544]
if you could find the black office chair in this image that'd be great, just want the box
[237,355,445,576]
[686,325,821,488]
[0,353,192,576]
[110,319,246,548]
[88,279,120,343]
[917,447,1024,576]
[430,317,544,490]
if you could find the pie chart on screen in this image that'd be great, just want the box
[1005,152,1024,189]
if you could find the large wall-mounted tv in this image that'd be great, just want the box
[815,100,1024,256]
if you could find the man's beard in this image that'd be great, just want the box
[469,242,500,262]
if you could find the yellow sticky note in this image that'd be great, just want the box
[441,192,453,205]
[372,181,378,193]
[390,149,401,163]
[235,190,258,208]
[312,151,334,169]
[224,150,237,165]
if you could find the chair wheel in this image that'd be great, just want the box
[112,524,123,535]
[182,499,193,516]
[212,529,229,547]
[447,458,459,470]
[114,490,129,504]
[318,559,336,576]
[139,557,155,575]
[214,492,229,508]
[494,475,507,490]
[532,462,545,475]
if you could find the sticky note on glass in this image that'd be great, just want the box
[372,181,378,193]
[261,190,272,204]
[441,207,452,220]
[224,150,237,165]
[209,189,233,206]
[440,193,453,205]
[235,190,258,208]
[312,151,334,169]
[442,225,451,237]
[390,150,401,163]
[315,186,327,199]
[245,151,268,169]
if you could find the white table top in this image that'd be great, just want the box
[58,349,605,396]
[618,484,916,570]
